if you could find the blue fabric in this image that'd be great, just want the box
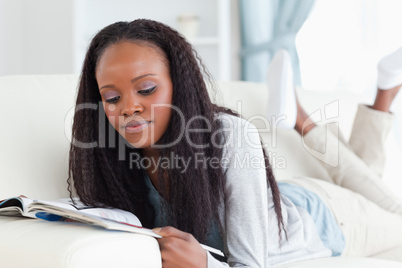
[239,0,316,84]
[238,0,273,82]
[278,182,345,256]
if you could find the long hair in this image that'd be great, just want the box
[68,19,285,243]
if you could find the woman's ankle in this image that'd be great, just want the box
[371,86,401,112]
[294,102,317,136]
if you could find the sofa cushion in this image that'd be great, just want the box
[277,256,402,268]
[371,246,402,262]
[0,216,161,268]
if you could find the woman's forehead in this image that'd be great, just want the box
[96,42,169,78]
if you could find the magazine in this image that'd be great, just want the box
[0,196,224,256]
[0,196,160,238]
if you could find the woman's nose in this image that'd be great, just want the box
[121,95,144,116]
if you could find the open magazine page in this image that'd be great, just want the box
[0,197,35,217]
[78,207,142,226]
[59,198,142,226]
[29,197,142,226]
[1,196,160,238]
[32,205,161,238]
[24,197,159,237]
[1,196,222,255]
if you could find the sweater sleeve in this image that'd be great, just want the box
[208,114,270,268]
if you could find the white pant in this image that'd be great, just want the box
[283,104,402,257]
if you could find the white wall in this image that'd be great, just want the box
[0,0,241,80]
[0,0,74,76]
[0,0,24,75]
[73,0,220,77]
[297,0,402,94]
[230,0,241,81]
[22,0,74,74]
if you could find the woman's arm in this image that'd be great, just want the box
[153,114,271,268]
[208,114,270,267]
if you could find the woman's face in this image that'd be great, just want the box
[96,41,173,150]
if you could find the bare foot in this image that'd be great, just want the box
[294,98,316,136]
[371,85,401,113]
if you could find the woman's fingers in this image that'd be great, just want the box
[153,226,207,268]
[153,226,194,241]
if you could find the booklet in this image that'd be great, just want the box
[0,196,225,257]
[0,196,160,238]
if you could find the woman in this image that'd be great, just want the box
[68,18,402,267]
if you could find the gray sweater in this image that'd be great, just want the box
[206,113,331,267]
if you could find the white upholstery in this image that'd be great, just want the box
[0,217,161,268]
[0,75,161,268]
[1,75,401,267]
[277,257,402,268]
[0,75,74,199]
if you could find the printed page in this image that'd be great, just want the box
[56,198,142,226]
[31,199,79,211]
[0,196,35,217]
[32,206,160,238]
[79,208,142,226]
[28,197,142,226]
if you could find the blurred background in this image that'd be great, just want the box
[1,0,402,95]
[1,0,402,189]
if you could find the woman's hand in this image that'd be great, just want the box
[153,226,207,268]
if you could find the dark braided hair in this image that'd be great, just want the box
[68,19,285,243]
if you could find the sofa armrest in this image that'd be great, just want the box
[0,216,162,268]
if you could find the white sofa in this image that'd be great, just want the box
[1,74,402,267]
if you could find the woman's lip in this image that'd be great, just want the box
[122,121,151,133]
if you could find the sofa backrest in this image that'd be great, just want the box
[1,75,401,200]
[214,81,334,183]
[0,75,77,199]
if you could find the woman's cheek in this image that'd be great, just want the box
[104,109,120,132]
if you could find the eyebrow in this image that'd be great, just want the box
[99,73,157,91]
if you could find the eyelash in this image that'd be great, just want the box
[104,86,156,103]
[105,96,120,104]
[138,86,156,95]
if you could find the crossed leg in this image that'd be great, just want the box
[267,46,402,258]
[293,49,402,215]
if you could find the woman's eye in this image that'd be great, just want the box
[138,86,156,95]
[105,96,120,103]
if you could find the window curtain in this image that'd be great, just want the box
[239,0,316,84]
